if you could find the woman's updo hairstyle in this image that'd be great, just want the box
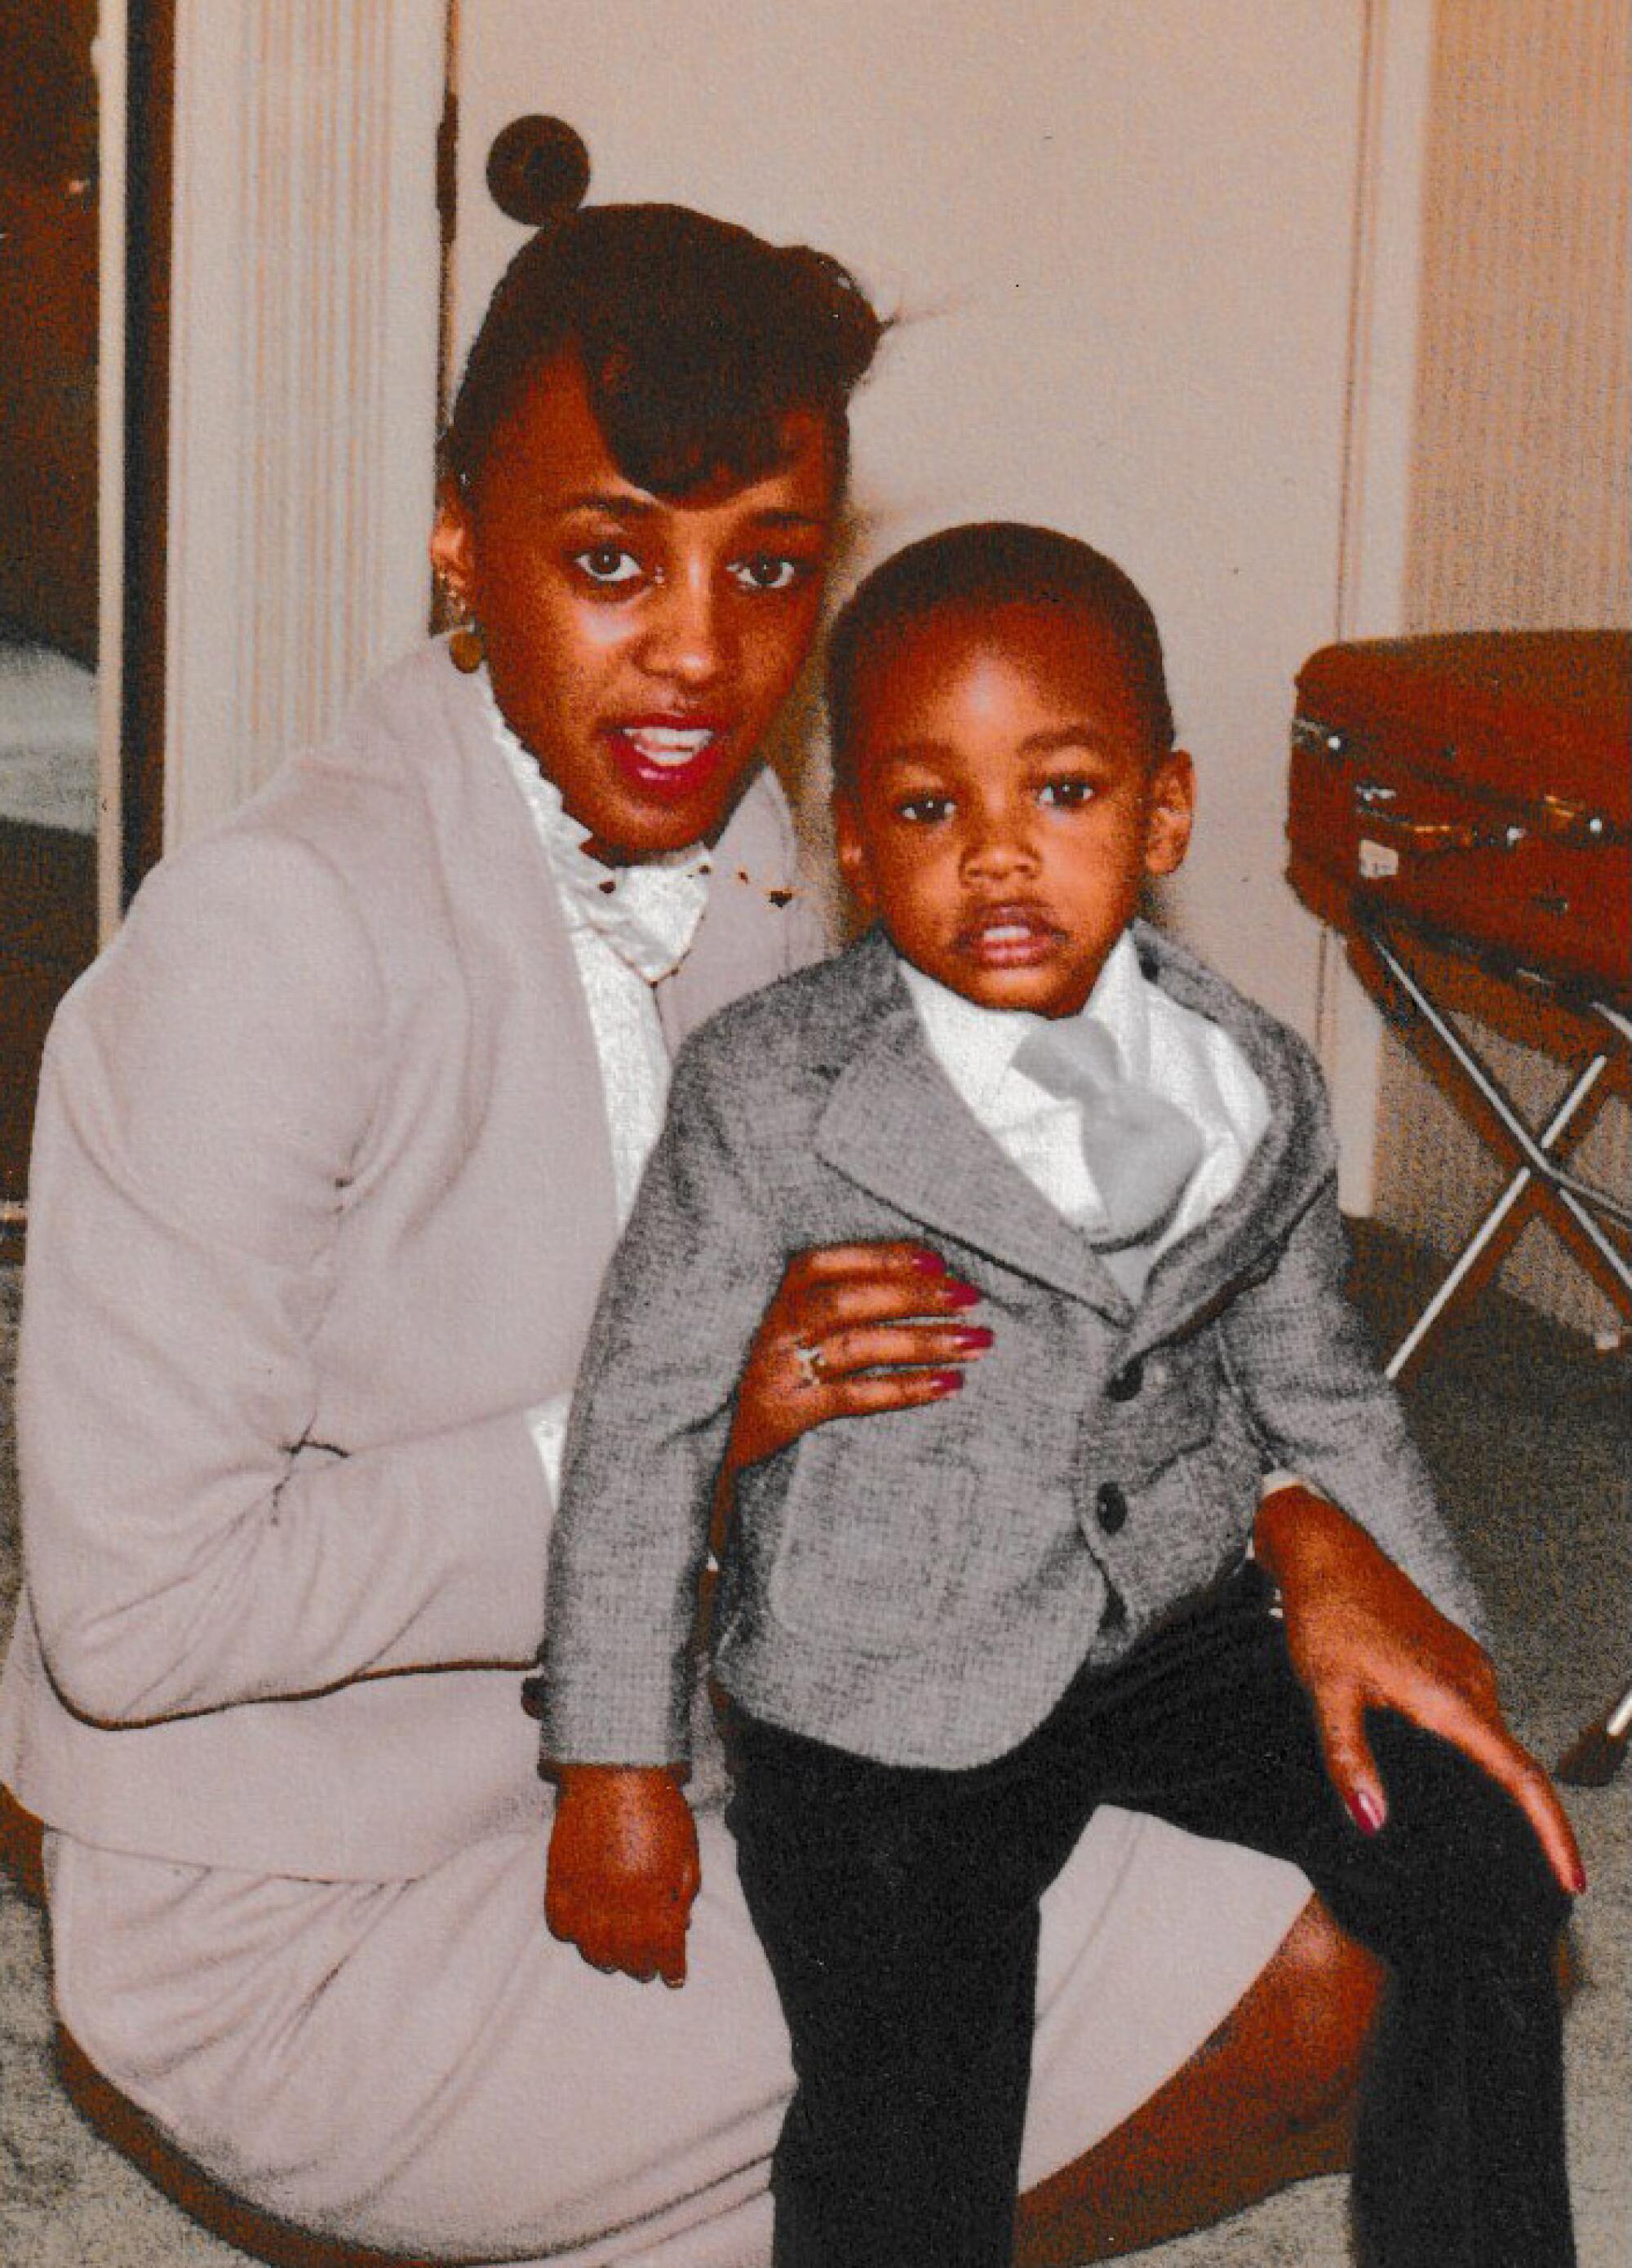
[441,135,885,501]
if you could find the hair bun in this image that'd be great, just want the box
[485,115,591,228]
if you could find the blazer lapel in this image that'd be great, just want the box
[1124,927,1337,1349]
[812,924,1337,1339]
[386,644,623,1262]
[813,933,1133,1315]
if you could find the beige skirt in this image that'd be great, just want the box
[47,1802,1309,2266]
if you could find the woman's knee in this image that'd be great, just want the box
[1259,1893,1384,2125]
[1013,1898,1380,2263]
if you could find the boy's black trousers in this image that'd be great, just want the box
[725,1565,1574,2268]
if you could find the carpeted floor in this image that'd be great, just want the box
[1,1234,1627,2265]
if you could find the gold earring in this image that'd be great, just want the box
[438,574,485,673]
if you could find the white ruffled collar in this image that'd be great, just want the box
[479,671,712,983]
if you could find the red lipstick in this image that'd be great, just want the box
[604,715,731,800]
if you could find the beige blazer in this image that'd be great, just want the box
[0,640,822,1879]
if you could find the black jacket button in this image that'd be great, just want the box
[1097,1481,1129,1534]
[1106,1358,1144,1402]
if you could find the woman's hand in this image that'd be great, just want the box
[723,1241,993,1477]
[545,1765,701,1987]
[1255,1484,1585,1896]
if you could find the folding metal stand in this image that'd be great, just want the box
[1355,917,1631,1783]
[1359,924,1632,1381]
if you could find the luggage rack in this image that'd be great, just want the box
[1353,914,1632,1381]
[1346,908,1631,1785]
[1285,631,1630,1782]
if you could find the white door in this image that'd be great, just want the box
[450,0,1370,1044]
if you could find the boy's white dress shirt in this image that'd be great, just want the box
[898,930,1271,1251]
[901,938,1302,1510]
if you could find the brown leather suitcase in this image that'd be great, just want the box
[1286,631,1631,996]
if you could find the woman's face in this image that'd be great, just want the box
[432,354,839,862]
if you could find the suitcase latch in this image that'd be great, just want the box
[1354,781,1526,856]
[1291,715,1347,759]
[1532,795,1627,848]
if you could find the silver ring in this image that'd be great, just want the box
[792,1340,826,1390]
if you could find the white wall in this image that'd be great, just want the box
[149,0,1432,1170]
[1379,0,1632,1336]
[453,0,1375,1047]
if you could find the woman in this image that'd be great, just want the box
[0,197,1568,2266]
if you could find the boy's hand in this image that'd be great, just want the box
[1256,1485,1585,1897]
[545,1765,701,1987]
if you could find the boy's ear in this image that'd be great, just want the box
[1143,749,1195,879]
[833,791,880,913]
[429,481,477,609]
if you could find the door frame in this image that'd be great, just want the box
[155,0,445,854]
[108,0,173,924]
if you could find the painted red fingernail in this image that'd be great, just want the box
[943,1282,981,1309]
[1570,1862,1588,1895]
[1347,1787,1385,1836]
[911,1251,948,1275]
[951,1327,994,1352]
[929,1369,965,1393]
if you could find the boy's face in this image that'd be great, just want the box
[836,600,1195,1019]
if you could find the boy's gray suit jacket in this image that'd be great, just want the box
[537,920,1483,1773]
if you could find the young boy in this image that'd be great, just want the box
[530,525,1575,2268]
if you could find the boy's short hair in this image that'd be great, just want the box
[826,522,1176,782]
[441,203,885,499]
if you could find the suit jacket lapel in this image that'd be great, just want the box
[388,645,623,1264]
[1124,925,1337,1350]
[813,932,1134,1315]
[813,924,1334,1335]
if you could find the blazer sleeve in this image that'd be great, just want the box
[1218,1172,1488,1638]
[534,1038,785,1768]
[19,831,553,1728]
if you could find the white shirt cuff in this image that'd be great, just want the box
[526,1393,573,1505]
[1253,1472,1325,1612]
[1259,1468,1322,1502]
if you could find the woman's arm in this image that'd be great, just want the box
[20,832,555,1726]
[1218,1167,1581,1892]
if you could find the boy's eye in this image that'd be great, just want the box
[574,544,643,586]
[896,793,955,825]
[1039,776,1098,808]
[730,553,805,593]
